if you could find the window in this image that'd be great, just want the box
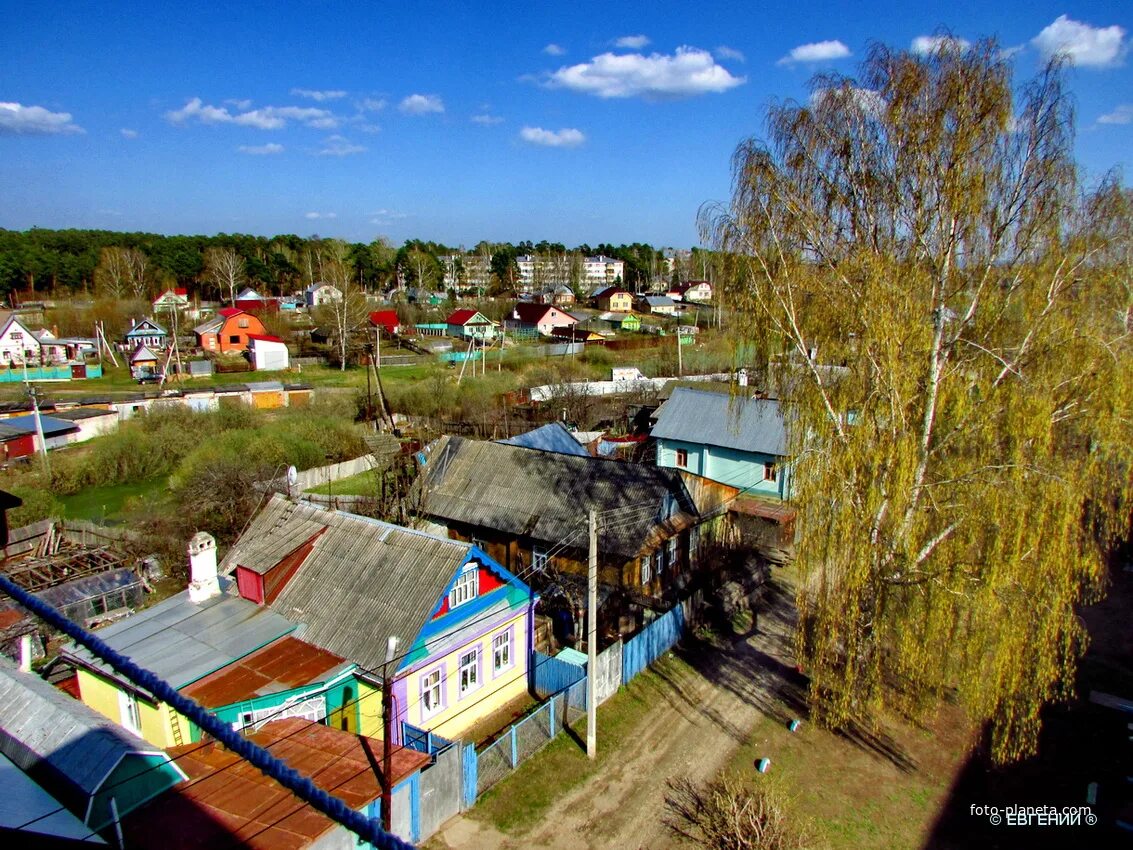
[10,332,21,340]
[640,553,653,585]
[238,318,249,328]
[667,537,679,572]
[448,569,478,609]
[118,691,141,735]
[459,649,480,696]
[764,462,778,482]
[531,546,548,572]
[239,711,254,730]
[492,631,512,673]
[421,668,443,718]
[229,335,240,344]
[675,448,688,468]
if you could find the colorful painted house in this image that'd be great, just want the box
[0,315,41,365]
[651,386,791,499]
[124,318,168,350]
[222,495,536,742]
[0,661,185,834]
[511,302,579,336]
[592,287,633,313]
[445,309,498,341]
[129,344,162,380]
[193,308,266,353]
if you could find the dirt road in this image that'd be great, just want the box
[432,582,803,849]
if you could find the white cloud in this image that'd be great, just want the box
[305,211,337,220]
[1032,15,1127,68]
[358,97,387,112]
[399,94,444,114]
[910,35,971,55]
[547,46,745,99]
[291,88,347,101]
[614,35,651,50]
[543,43,566,56]
[120,128,138,139]
[165,97,336,130]
[370,208,409,224]
[0,102,83,135]
[519,126,585,147]
[1000,44,1026,60]
[777,39,852,65]
[714,46,745,62]
[1097,104,1133,125]
[317,135,366,156]
[238,143,284,154]
[225,98,252,110]
[472,114,504,125]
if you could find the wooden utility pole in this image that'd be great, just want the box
[586,508,598,760]
[676,325,683,376]
[381,636,397,833]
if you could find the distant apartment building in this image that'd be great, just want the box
[440,253,492,293]
[583,255,624,288]
[515,254,573,292]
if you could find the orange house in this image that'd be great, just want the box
[193,308,267,354]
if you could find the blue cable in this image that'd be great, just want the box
[0,574,416,850]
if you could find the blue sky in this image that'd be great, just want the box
[1,1,1130,247]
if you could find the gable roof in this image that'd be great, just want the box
[193,316,224,335]
[126,318,167,337]
[221,496,506,671]
[369,310,399,331]
[417,436,700,558]
[446,308,494,326]
[246,333,284,344]
[641,295,676,307]
[513,302,577,324]
[651,387,788,456]
[497,422,590,457]
[0,315,37,342]
[0,662,180,813]
[217,307,243,319]
[1,415,81,439]
[129,344,161,363]
[63,580,296,690]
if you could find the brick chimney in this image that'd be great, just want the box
[187,532,220,603]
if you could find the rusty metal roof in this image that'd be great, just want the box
[729,494,797,524]
[123,719,429,850]
[181,636,351,709]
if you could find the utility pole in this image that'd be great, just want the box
[26,381,49,473]
[676,324,683,377]
[381,635,398,833]
[586,508,597,760]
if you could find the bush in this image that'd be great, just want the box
[664,776,812,850]
[7,483,63,528]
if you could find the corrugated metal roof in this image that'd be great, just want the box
[181,636,350,709]
[0,663,165,808]
[0,753,106,844]
[651,387,788,456]
[2,415,81,439]
[123,719,428,850]
[223,496,478,672]
[63,580,296,689]
[418,436,700,558]
[497,422,590,457]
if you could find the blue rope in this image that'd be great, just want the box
[0,574,416,850]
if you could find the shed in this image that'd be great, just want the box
[246,334,289,372]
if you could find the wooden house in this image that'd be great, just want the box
[445,309,498,341]
[511,302,579,336]
[592,287,633,313]
[124,318,169,350]
[193,308,266,354]
[0,316,41,366]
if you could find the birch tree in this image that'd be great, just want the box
[701,40,1132,761]
[204,247,246,306]
[94,247,149,299]
[317,241,368,371]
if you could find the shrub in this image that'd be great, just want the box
[664,776,812,850]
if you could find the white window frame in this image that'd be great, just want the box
[641,553,653,585]
[448,569,479,609]
[668,537,678,571]
[420,667,444,720]
[118,690,141,736]
[459,648,480,697]
[492,631,512,674]
[531,545,548,572]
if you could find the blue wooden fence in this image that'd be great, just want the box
[622,604,686,683]
[532,650,586,698]
[402,722,455,760]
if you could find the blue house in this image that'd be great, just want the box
[124,318,168,350]
[651,387,790,499]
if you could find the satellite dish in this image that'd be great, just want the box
[286,465,298,487]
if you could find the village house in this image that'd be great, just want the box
[445,308,498,341]
[129,344,162,380]
[222,496,537,742]
[591,286,634,313]
[0,315,41,365]
[124,318,168,350]
[246,333,289,371]
[415,436,737,631]
[669,280,714,303]
[538,284,576,307]
[511,302,579,337]
[651,386,791,500]
[369,309,402,337]
[304,281,342,307]
[636,294,679,316]
[497,421,590,457]
[193,307,266,353]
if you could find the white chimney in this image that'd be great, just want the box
[18,634,32,672]
[187,531,220,603]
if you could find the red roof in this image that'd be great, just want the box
[174,287,188,296]
[124,719,429,850]
[246,333,285,344]
[446,308,480,325]
[369,310,399,331]
[217,307,243,318]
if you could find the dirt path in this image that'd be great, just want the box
[433,582,803,849]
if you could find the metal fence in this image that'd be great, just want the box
[476,691,578,795]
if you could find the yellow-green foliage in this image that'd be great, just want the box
[704,40,1132,761]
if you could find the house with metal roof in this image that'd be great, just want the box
[61,534,299,750]
[636,294,679,316]
[193,307,266,353]
[221,496,537,742]
[123,318,168,350]
[445,308,497,341]
[510,302,578,336]
[651,386,791,500]
[497,421,590,457]
[415,436,735,618]
[0,661,185,835]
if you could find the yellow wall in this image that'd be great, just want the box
[356,678,384,739]
[404,611,528,741]
[75,669,193,749]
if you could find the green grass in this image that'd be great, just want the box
[305,468,379,496]
[471,652,696,834]
[57,476,172,521]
